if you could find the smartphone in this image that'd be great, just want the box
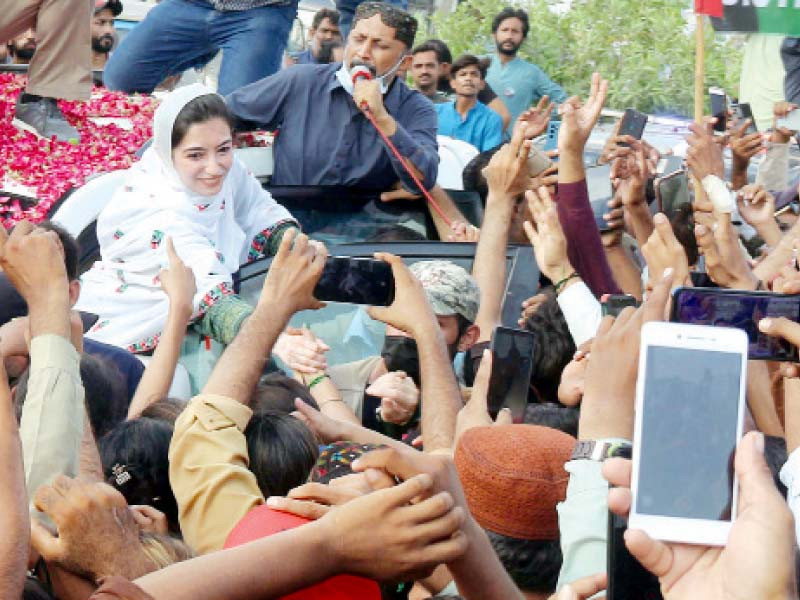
[730,102,757,134]
[630,321,747,546]
[313,257,395,306]
[709,87,728,133]
[607,511,663,600]
[586,164,614,232]
[486,327,536,422]
[776,109,800,131]
[655,155,683,176]
[602,294,640,317]
[655,170,689,218]
[527,146,553,177]
[543,120,561,153]
[670,287,800,361]
[618,108,648,145]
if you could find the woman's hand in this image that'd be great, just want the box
[158,237,196,318]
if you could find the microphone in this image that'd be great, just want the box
[350,65,372,85]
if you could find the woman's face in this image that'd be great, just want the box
[171,117,233,196]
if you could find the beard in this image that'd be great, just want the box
[92,35,114,54]
[496,39,521,56]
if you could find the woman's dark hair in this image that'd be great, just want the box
[245,410,319,497]
[524,403,579,437]
[486,532,562,593]
[99,417,180,534]
[522,289,576,403]
[14,354,129,438]
[140,397,187,424]
[670,203,699,266]
[251,373,319,416]
[171,94,235,149]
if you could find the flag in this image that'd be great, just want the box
[695,0,723,18]
[709,3,800,35]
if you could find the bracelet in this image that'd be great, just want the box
[307,374,328,389]
[554,271,579,294]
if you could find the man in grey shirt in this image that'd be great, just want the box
[104,0,297,95]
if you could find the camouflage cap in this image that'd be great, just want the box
[410,260,479,322]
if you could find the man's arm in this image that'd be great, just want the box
[367,254,463,454]
[224,69,295,130]
[0,223,85,513]
[472,128,531,342]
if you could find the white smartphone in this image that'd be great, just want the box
[776,109,800,131]
[629,321,748,546]
[527,146,553,177]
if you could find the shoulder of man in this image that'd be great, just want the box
[391,83,438,121]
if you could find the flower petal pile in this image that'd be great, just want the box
[0,73,157,227]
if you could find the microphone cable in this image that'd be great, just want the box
[351,68,453,228]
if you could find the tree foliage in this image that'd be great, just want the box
[425,0,743,116]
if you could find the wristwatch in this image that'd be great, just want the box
[570,440,632,462]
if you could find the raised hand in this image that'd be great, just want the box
[260,229,327,315]
[158,237,196,317]
[514,95,554,140]
[523,186,573,283]
[558,72,609,156]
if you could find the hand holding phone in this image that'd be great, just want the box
[618,108,648,146]
[527,146,554,177]
[730,102,757,135]
[655,170,689,217]
[586,164,614,232]
[776,109,800,132]
[630,321,747,546]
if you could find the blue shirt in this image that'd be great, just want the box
[435,100,503,152]
[294,48,318,65]
[485,55,567,131]
[225,62,438,192]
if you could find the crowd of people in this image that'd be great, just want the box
[2,0,800,599]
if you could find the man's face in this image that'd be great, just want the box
[11,29,36,61]
[451,64,482,98]
[92,8,116,55]
[494,17,525,56]
[386,314,469,359]
[410,50,440,92]
[344,14,408,79]
[310,17,341,54]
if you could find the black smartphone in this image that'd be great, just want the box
[607,510,663,600]
[313,257,395,306]
[618,108,648,145]
[670,287,800,361]
[655,170,689,218]
[602,294,640,317]
[544,120,561,153]
[586,164,614,232]
[731,102,757,134]
[487,327,536,422]
[709,87,728,133]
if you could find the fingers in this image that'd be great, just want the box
[624,528,675,579]
[601,457,632,488]
[640,266,674,323]
[607,486,632,517]
[735,431,787,515]
[352,447,417,482]
[559,573,608,600]
[694,223,721,267]
[265,496,331,520]
[165,237,179,265]
[411,504,465,543]
[30,517,61,561]
[758,316,800,348]
[468,349,492,414]
[288,482,359,506]
[382,473,435,506]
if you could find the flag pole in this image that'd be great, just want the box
[694,13,706,204]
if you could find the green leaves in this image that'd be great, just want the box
[425,0,742,116]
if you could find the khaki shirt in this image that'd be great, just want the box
[21,335,84,514]
[169,394,262,555]
[327,355,383,420]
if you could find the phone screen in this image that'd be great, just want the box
[656,171,689,217]
[607,512,663,600]
[671,288,800,361]
[487,327,535,422]
[602,295,639,317]
[637,344,741,521]
[544,121,561,153]
[586,164,614,232]
[710,89,727,132]
[618,109,648,143]
[313,257,395,306]
[732,103,757,134]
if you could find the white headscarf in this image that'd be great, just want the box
[75,85,295,352]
